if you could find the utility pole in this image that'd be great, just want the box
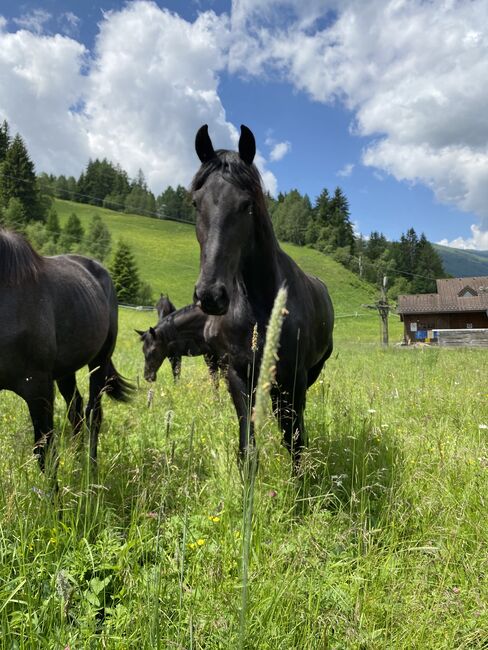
[363,276,393,347]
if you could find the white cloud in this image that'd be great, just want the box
[3,0,488,241]
[59,12,81,37]
[268,140,290,162]
[438,225,488,250]
[0,21,90,175]
[0,2,278,198]
[337,163,354,177]
[227,0,488,248]
[13,9,51,34]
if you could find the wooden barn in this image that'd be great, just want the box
[397,276,488,345]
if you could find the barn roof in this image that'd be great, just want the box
[397,276,488,314]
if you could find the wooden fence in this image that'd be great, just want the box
[433,328,488,348]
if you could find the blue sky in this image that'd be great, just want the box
[1,0,487,249]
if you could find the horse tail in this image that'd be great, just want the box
[104,360,135,402]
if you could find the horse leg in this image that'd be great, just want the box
[205,353,220,390]
[271,375,307,472]
[226,366,255,464]
[85,364,106,467]
[57,375,84,436]
[169,355,181,382]
[22,376,57,476]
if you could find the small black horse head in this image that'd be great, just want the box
[191,124,261,315]
[137,327,166,382]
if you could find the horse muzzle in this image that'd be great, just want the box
[194,282,230,315]
[144,369,157,383]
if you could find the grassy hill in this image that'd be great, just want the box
[434,243,488,277]
[55,199,394,329]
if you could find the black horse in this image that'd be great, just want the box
[154,293,181,380]
[0,229,133,476]
[192,125,334,468]
[137,304,222,386]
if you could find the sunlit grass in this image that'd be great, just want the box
[0,307,487,648]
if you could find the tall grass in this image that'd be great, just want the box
[0,308,487,648]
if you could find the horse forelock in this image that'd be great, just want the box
[191,150,266,208]
[0,229,44,287]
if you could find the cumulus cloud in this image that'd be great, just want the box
[438,225,488,251]
[227,0,488,248]
[2,0,488,244]
[0,2,279,197]
[0,20,90,175]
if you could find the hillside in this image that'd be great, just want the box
[55,199,378,315]
[434,243,488,277]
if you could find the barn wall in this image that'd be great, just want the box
[402,311,488,343]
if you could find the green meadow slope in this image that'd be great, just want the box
[56,199,403,342]
[57,199,375,312]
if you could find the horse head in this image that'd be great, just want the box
[192,124,259,315]
[136,326,166,382]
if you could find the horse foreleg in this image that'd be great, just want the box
[23,376,57,476]
[205,353,220,390]
[169,355,182,382]
[271,377,307,472]
[57,375,84,437]
[226,367,255,464]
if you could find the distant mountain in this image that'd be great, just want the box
[433,244,488,278]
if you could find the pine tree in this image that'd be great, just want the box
[366,231,388,261]
[0,133,43,222]
[84,214,112,262]
[45,206,61,242]
[58,212,84,251]
[314,188,331,228]
[411,233,446,293]
[271,189,312,245]
[110,240,141,304]
[0,120,11,163]
[2,197,26,230]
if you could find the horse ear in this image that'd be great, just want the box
[195,124,216,163]
[238,124,256,165]
[135,329,146,340]
[149,326,156,338]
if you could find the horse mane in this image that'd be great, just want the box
[0,228,44,287]
[191,150,269,218]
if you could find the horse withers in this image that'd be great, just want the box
[191,124,334,469]
[0,229,133,479]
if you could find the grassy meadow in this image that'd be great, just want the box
[1,204,487,648]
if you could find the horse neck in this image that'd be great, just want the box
[240,207,280,316]
[158,307,207,353]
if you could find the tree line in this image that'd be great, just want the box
[0,120,149,304]
[1,117,447,302]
